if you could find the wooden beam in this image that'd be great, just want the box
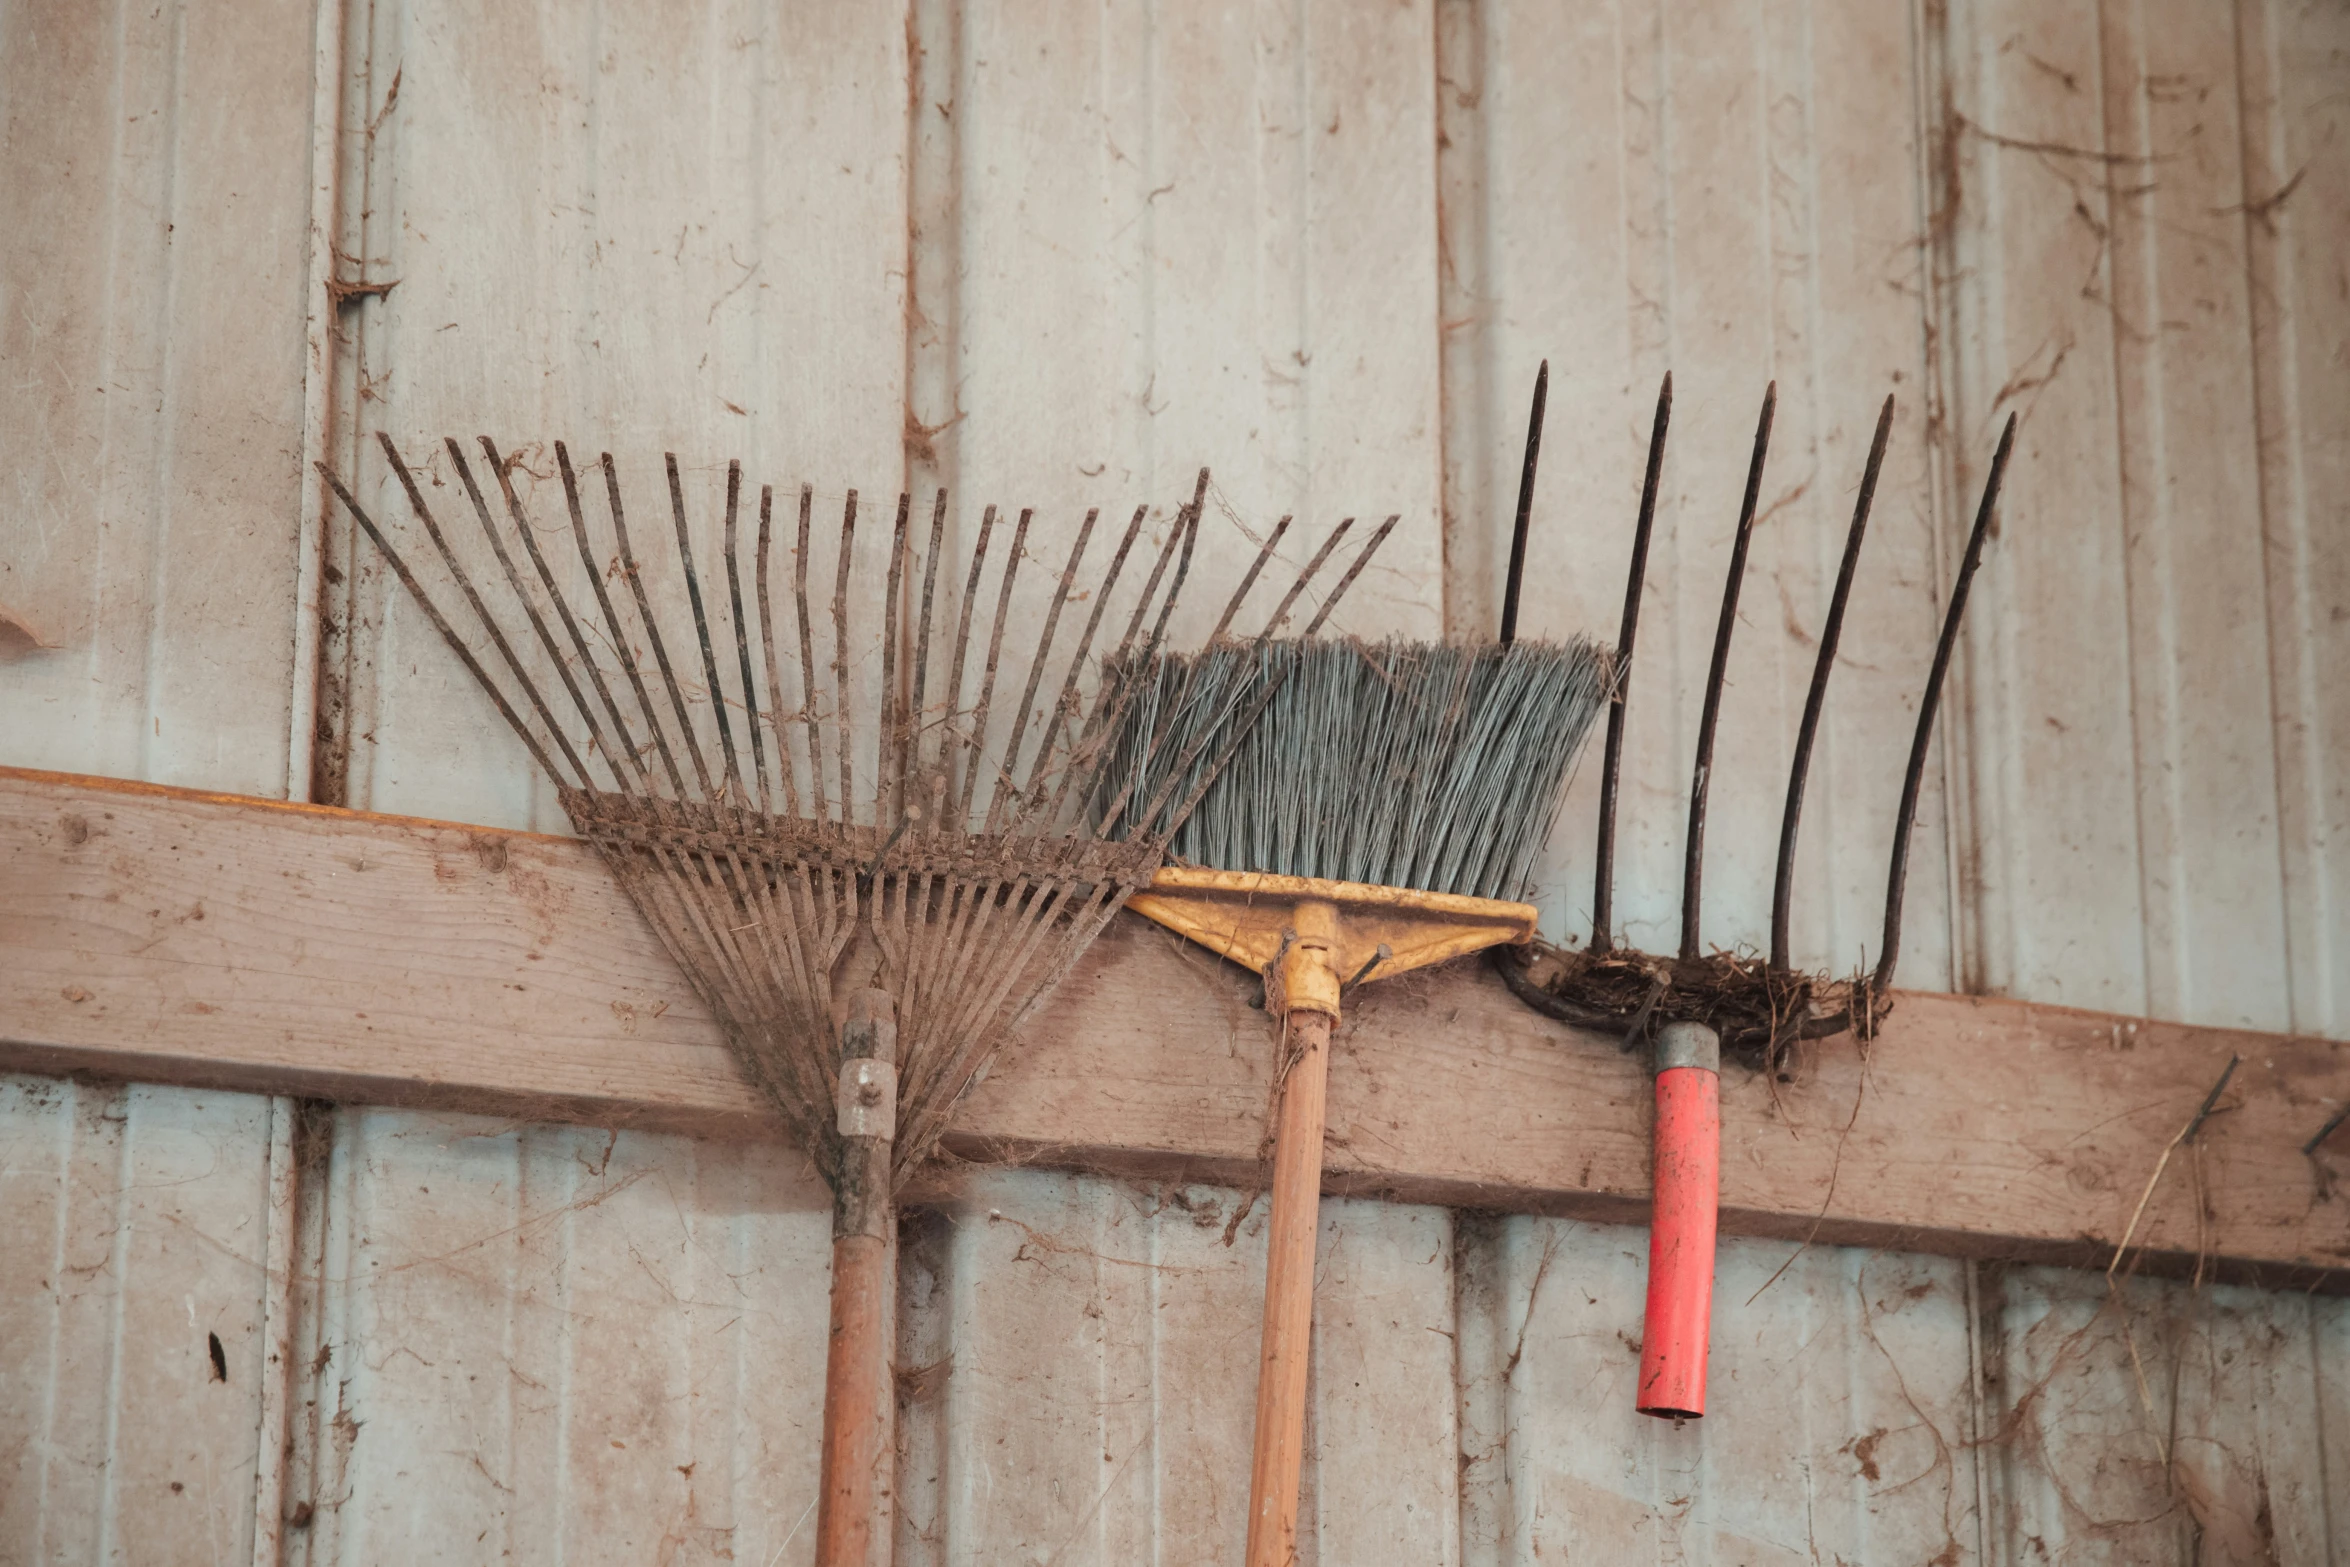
[4,766,2345,1288]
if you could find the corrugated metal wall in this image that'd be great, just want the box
[4,0,2346,1560]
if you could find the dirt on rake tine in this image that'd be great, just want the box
[609,454,716,797]
[793,485,827,820]
[754,484,804,819]
[557,444,687,797]
[831,490,859,820]
[665,452,746,802]
[722,461,773,811]
[942,503,999,826]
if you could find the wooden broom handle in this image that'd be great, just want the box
[817,991,897,1567]
[1245,1008,1334,1567]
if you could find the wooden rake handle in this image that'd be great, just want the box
[1244,1008,1334,1567]
[817,990,898,1567]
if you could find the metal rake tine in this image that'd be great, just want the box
[878,491,912,823]
[1049,501,1197,824]
[1771,394,1893,973]
[666,453,745,802]
[988,505,1099,834]
[376,434,592,787]
[1876,411,2016,995]
[908,489,949,806]
[1254,516,1354,639]
[754,483,803,819]
[1204,511,1293,648]
[1063,493,1205,826]
[1591,373,1670,955]
[609,454,716,796]
[1680,381,1776,962]
[1300,513,1400,637]
[722,461,772,811]
[319,459,567,785]
[794,485,827,820]
[941,503,999,827]
[958,506,1031,826]
[483,438,651,794]
[1020,503,1149,808]
[1142,476,1206,656]
[450,438,628,794]
[831,491,861,821]
[558,443,687,797]
[1500,358,1549,645]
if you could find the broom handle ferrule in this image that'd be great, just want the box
[1246,1005,1334,1567]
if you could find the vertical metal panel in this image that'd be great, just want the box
[0,0,319,798]
[0,1076,282,1565]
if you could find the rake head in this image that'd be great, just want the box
[321,438,1392,1185]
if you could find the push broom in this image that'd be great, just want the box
[318,440,1391,1564]
[1098,387,1611,1563]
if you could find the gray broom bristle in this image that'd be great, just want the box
[1102,637,1612,901]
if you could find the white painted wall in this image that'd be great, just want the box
[4,0,2345,1560]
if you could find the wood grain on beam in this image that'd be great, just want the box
[3,766,2344,1286]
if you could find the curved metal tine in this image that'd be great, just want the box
[1126,512,1369,839]
[1499,358,1550,645]
[556,444,687,797]
[1875,412,2016,995]
[448,439,627,794]
[1140,477,1206,659]
[1680,381,1777,962]
[482,439,652,795]
[607,455,715,797]
[830,490,861,820]
[1770,395,1893,973]
[1018,502,1150,810]
[318,461,568,785]
[939,504,1000,828]
[793,486,828,820]
[1593,374,1671,954]
[987,506,1099,835]
[956,506,1032,826]
[753,484,804,820]
[665,454,745,803]
[1063,495,1205,825]
[720,462,771,812]
[907,490,950,819]
[1045,502,1197,825]
[1300,513,1400,637]
[877,492,912,826]
[374,435,592,788]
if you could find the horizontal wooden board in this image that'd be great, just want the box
[4,766,2345,1288]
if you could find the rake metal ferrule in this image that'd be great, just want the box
[1126,866,1537,1021]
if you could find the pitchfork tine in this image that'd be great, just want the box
[1499,359,1549,646]
[1770,395,1893,973]
[1875,412,2017,996]
[1592,373,1670,955]
[1681,382,1776,963]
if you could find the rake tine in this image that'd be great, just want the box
[1875,412,2017,995]
[450,439,627,794]
[1203,512,1293,648]
[1770,395,1893,972]
[558,443,687,797]
[989,506,1098,835]
[319,461,568,785]
[610,455,716,797]
[376,435,592,788]
[959,506,1032,826]
[1592,373,1670,955]
[1021,503,1150,806]
[1047,502,1197,824]
[1680,381,1776,962]
[879,491,912,823]
[1300,514,1401,637]
[484,438,652,795]
[941,504,999,827]
[666,454,745,803]
[754,484,803,819]
[1143,476,1206,655]
[831,490,860,819]
[908,489,949,805]
[721,461,771,812]
[794,485,827,820]
[1063,494,1205,825]
[1499,359,1549,645]
[1256,517,1354,637]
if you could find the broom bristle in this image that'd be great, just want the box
[1103,637,1612,901]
